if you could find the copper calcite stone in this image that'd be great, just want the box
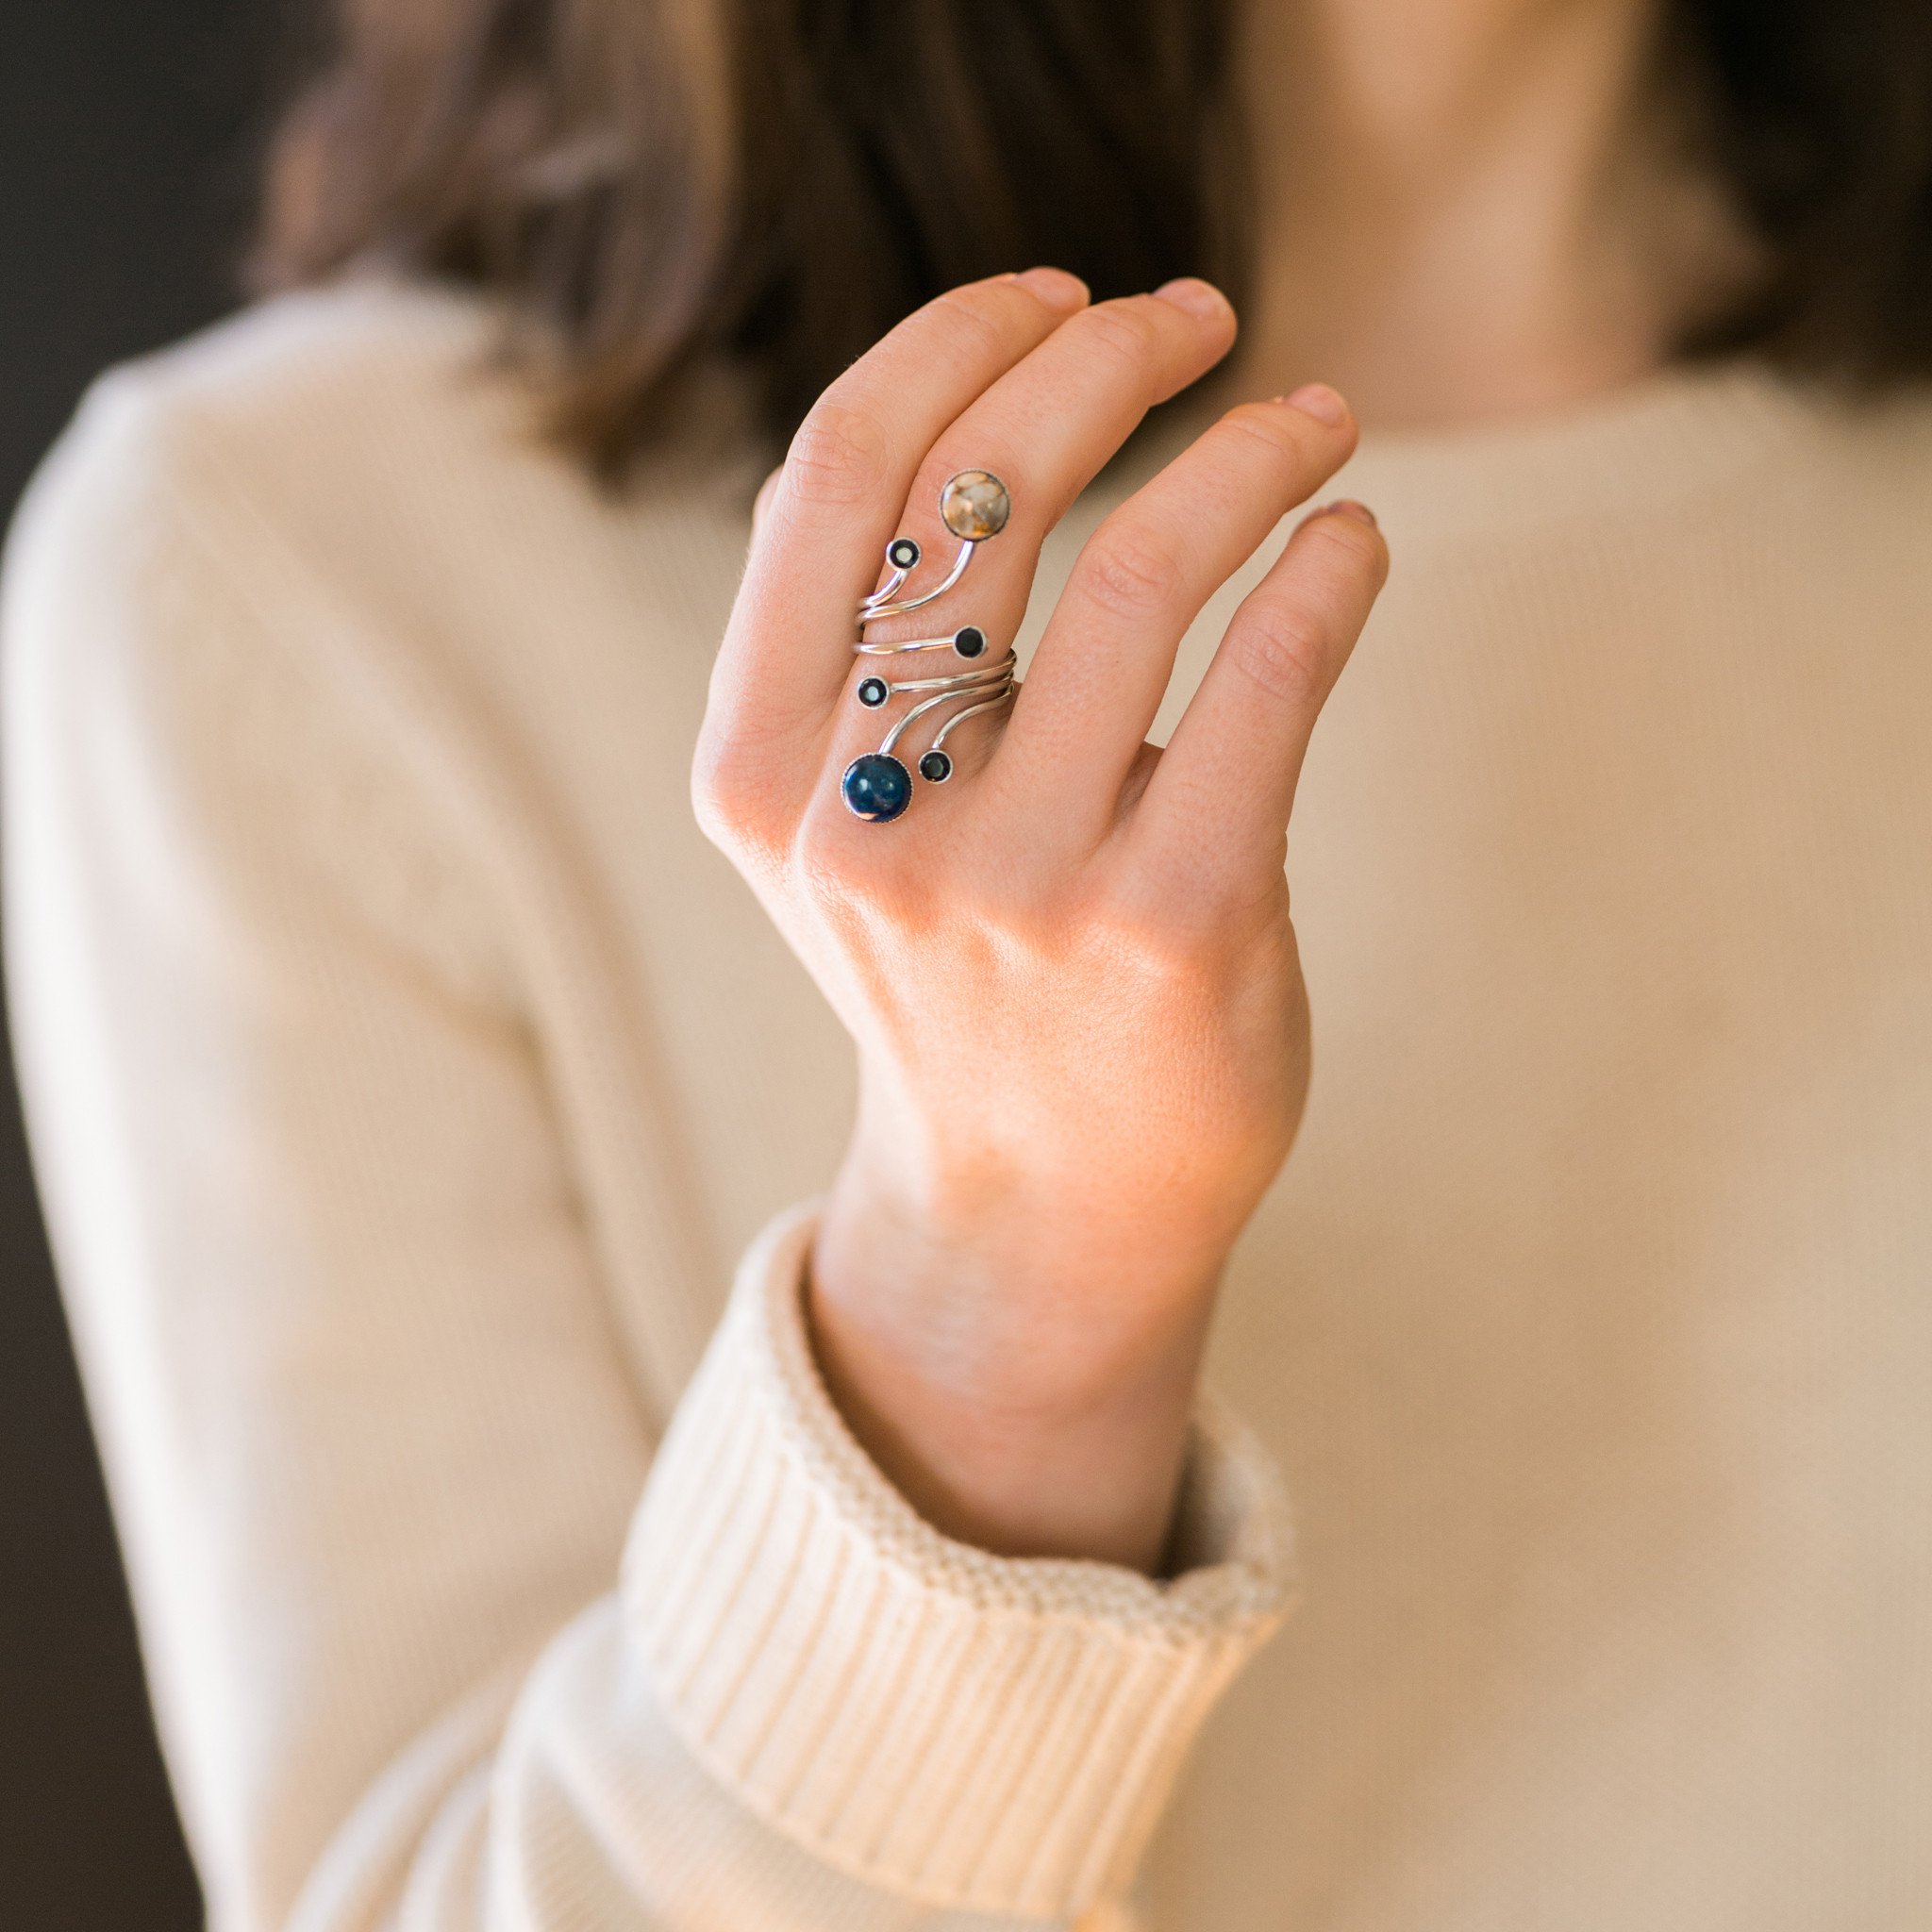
[940,470,1011,542]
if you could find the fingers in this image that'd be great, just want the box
[718,269,1089,729]
[811,284,1240,818]
[1134,500,1388,894]
[864,280,1240,662]
[997,386,1357,836]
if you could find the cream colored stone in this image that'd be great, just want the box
[940,468,1011,541]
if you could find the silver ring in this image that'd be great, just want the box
[841,470,1015,823]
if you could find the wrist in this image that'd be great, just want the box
[807,1134,1232,1571]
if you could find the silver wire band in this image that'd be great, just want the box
[879,662,1016,758]
[841,470,1016,822]
[929,690,1013,751]
[868,661,1013,698]
[854,624,990,658]
[858,541,975,623]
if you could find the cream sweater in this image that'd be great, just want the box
[6,280,1931,1931]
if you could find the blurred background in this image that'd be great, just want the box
[2,4,291,1920]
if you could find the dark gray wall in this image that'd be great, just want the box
[2,5,287,1922]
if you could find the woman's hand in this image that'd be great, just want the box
[694,268,1386,1573]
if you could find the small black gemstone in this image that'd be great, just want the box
[857,676,890,708]
[954,625,987,659]
[842,753,913,822]
[919,750,954,784]
[888,538,921,570]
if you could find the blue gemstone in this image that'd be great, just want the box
[858,676,890,708]
[889,538,921,570]
[842,753,913,821]
[954,625,987,658]
[919,749,953,783]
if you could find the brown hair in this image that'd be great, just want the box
[258,0,1932,475]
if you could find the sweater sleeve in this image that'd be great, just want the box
[1,372,1295,1931]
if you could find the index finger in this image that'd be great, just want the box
[719,270,1090,731]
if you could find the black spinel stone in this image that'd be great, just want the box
[842,754,914,822]
[919,750,954,784]
[857,676,890,708]
[954,625,987,658]
[889,538,921,570]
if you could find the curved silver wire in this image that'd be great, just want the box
[854,624,988,658]
[930,690,1012,752]
[869,661,1012,699]
[843,470,1016,819]
[879,662,1015,758]
[859,541,975,623]
[857,469,1011,623]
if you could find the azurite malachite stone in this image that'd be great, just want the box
[841,753,913,821]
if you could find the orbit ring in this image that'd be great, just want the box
[841,469,1015,823]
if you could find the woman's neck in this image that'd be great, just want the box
[1230,0,1756,426]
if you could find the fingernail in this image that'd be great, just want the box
[1009,266,1090,310]
[1318,499,1377,526]
[1153,276,1234,322]
[1284,382,1350,427]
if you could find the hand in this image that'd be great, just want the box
[694,268,1387,1572]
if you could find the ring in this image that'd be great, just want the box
[841,470,1015,823]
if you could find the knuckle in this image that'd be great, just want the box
[1216,403,1310,471]
[1302,509,1386,577]
[691,732,778,855]
[792,816,936,934]
[1097,897,1192,973]
[1072,299,1157,366]
[1227,602,1330,707]
[1086,885,1230,992]
[689,734,736,834]
[1078,525,1186,621]
[925,286,1012,360]
[689,764,744,850]
[789,811,857,901]
[785,402,891,507]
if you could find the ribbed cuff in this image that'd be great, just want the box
[622,1203,1296,1916]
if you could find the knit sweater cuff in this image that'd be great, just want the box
[622,1202,1296,1917]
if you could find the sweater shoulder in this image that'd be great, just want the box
[11,281,541,560]
[2,285,489,610]
[2,284,541,1010]
[83,276,506,445]
[5,282,504,655]
[7,276,758,618]
[1817,381,1932,500]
